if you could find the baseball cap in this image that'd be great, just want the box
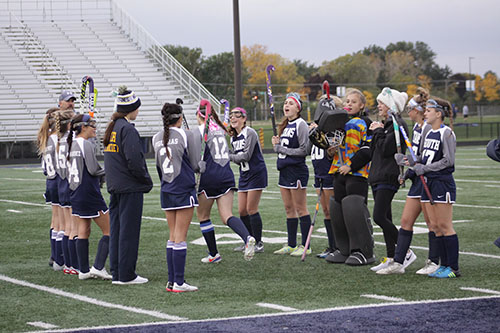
[59,91,76,102]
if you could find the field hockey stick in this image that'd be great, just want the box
[302,180,323,262]
[323,80,330,99]
[397,125,434,205]
[220,99,230,128]
[383,88,405,186]
[266,64,277,136]
[81,76,97,117]
[176,98,189,130]
[199,99,211,166]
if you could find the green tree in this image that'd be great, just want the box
[163,44,203,77]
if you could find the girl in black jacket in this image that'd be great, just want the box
[103,85,153,285]
[368,88,414,272]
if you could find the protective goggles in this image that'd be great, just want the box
[229,107,246,119]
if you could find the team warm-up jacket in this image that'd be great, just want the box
[274,117,309,170]
[329,115,372,178]
[368,115,409,187]
[229,126,267,177]
[152,127,198,194]
[103,118,153,193]
[419,124,456,179]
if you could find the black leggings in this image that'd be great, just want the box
[372,188,398,258]
[333,174,368,203]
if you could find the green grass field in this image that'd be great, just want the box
[1,146,499,332]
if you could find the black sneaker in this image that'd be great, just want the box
[325,250,348,263]
[255,241,264,253]
[166,281,174,292]
[317,248,332,258]
[345,251,375,266]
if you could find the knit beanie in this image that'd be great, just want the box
[116,86,141,113]
[286,92,302,111]
[376,87,408,114]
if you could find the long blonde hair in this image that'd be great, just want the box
[36,107,59,156]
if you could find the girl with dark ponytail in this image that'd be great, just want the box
[152,103,199,292]
[67,114,111,280]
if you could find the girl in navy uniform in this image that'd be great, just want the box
[37,107,63,270]
[228,107,267,253]
[194,103,255,263]
[368,88,415,272]
[103,86,153,285]
[54,110,79,275]
[152,103,199,292]
[67,114,112,280]
[416,98,459,278]
[377,88,438,275]
[272,92,311,257]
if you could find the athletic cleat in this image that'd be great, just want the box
[317,248,333,259]
[172,282,198,293]
[79,271,93,280]
[403,249,417,268]
[290,245,311,257]
[90,266,112,280]
[166,281,174,292]
[376,261,405,275]
[112,275,149,285]
[69,267,79,275]
[325,250,348,263]
[233,243,245,252]
[49,257,54,267]
[434,266,461,279]
[428,265,447,278]
[63,266,72,275]
[52,262,64,272]
[345,251,375,266]
[255,241,264,253]
[201,253,222,263]
[416,259,440,275]
[273,245,297,255]
[370,257,392,272]
[244,236,256,261]
[494,237,500,249]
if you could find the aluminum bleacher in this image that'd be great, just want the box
[0,0,218,151]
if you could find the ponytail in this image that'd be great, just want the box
[36,107,59,156]
[103,112,127,146]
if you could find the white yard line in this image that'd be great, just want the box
[27,322,58,329]
[360,294,405,302]
[26,294,500,333]
[6,209,22,213]
[460,287,500,295]
[255,302,298,312]
[415,220,473,225]
[0,274,185,321]
[0,177,45,182]
[455,178,500,184]
[0,199,48,207]
[484,184,500,188]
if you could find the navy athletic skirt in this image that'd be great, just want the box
[407,176,423,199]
[238,168,268,192]
[313,175,334,190]
[57,177,71,208]
[420,177,456,204]
[161,190,199,210]
[44,177,60,205]
[278,164,309,189]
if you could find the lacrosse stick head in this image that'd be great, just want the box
[326,129,345,148]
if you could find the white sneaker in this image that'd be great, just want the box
[233,243,245,252]
[416,259,440,275]
[90,266,112,280]
[79,271,93,280]
[403,249,417,268]
[172,282,198,292]
[112,275,148,285]
[53,262,64,272]
[244,236,256,261]
[370,257,393,272]
[201,253,222,263]
[376,261,405,275]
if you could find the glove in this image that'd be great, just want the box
[308,127,330,150]
[394,153,406,166]
[413,163,425,176]
[198,160,206,173]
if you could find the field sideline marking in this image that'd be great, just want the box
[360,294,405,302]
[256,302,298,312]
[460,287,500,295]
[2,200,499,260]
[27,322,58,329]
[25,294,500,333]
[7,209,22,213]
[0,274,185,321]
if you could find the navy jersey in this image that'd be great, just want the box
[275,117,309,171]
[68,137,107,214]
[230,126,267,183]
[152,127,197,194]
[42,134,58,180]
[193,123,235,191]
[56,132,70,180]
[310,145,332,179]
[421,125,456,179]
[411,122,431,157]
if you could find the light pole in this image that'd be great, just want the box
[468,56,474,76]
